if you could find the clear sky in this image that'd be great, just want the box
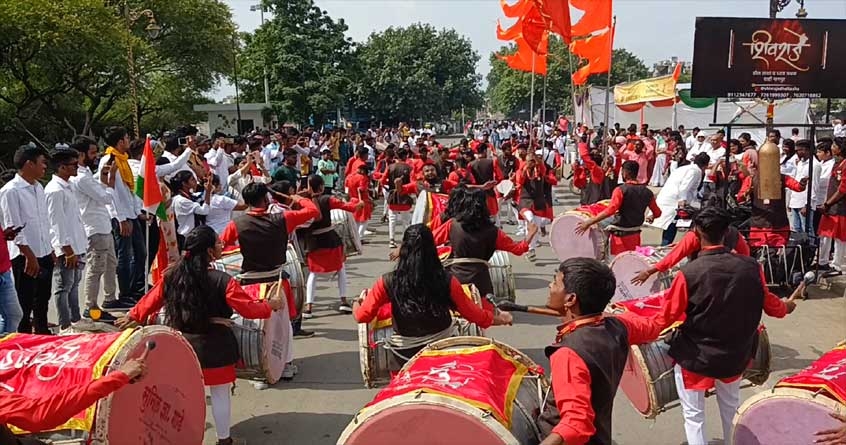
[213,0,844,100]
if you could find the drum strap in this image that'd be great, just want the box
[380,320,459,361]
[312,226,335,235]
[441,257,490,268]
[237,266,290,284]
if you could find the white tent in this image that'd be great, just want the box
[574,84,811,144]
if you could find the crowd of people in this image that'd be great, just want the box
[1,117,845,445]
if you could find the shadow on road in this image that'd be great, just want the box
[282,351,366,389]
[516,276,553,291]
[769,342,815,374]
[231,412,353,445]
[511,311,560,327]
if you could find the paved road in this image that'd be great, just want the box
[209,183,844,445]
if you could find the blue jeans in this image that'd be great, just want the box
[53,258,83,328]
[662,222,678,246]
[0,270,22,334]
[112,218,147,300]
[790,208,814,236]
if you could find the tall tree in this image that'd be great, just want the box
[238,0,354,124]
[353,24,483,123]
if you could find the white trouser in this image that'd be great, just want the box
[520,209,550,250]
[512,205,526,233]
[208,383,232,439]
[357,220,369,238]
[497,198,513,223]
[674,365,741,445]
[381,187,390,217]
[818,236,846,268]
[650,154,667,186]
[306,266,348,304]
[388,209,412,242]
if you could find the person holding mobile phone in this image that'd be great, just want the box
[0,145,54,334]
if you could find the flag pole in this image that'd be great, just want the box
[145,219,150,293]
[529,52,536,148]
[602,17,616,151]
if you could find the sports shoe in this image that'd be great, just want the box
[302,311,314,319]
[102,299,134,310]
[389,240,397,248]
[84,308,117,322]
[364,230,374,236]
[526,250,536,262]
[293,328,315,339]
[282,364,295,380]
[338,303,353,313]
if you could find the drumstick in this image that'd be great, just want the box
[130,340,156,384]
[497,301,562,317]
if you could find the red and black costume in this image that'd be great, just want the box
[653,227,750,273]
[578,142,610,205]
[818,158,846,241]
[653,246,789,389]
[381,160,414,213]
[737,174,804,247]
[447,166,476,185]
[296,195,357,273]
[469,157,503,217]
[537,313,664,444]
[129,270,273,385]
[515,162,558,221]
[603,182,661,255]
[345,170,373,224]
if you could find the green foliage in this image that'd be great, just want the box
[238,0,354,124]
[352,24,483,123]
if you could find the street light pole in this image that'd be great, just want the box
[122,1,160,137]
[251,4,271,105]
[233,33,242,135]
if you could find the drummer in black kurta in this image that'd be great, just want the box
[496,142,520,225]
[431,187,536,310]
[469,143,504,219]
[120,226,283,445]
[219,182,320,339]
[537,258,665,445]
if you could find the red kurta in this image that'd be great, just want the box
[345,172,373,223]
[515,162,558,220]
[0,371,129,433]
[654,247,789,390]
[818,159,846,241]
[307,197,358,273]
[447,167,475,185]
[737,175,805,247]
[654,230,751,272]
[129,278,273,385]
[602,183,662,255]
[379,160,414,212]
[353,275,494,329]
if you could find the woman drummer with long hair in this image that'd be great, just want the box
[118,226,283,445]
[354,224,512,366]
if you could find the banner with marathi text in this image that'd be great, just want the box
[614,75,677,106]
[366,344,527,427]
[0,331,132,434]
[777,345,846,404]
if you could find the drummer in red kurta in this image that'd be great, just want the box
[297,175,364,318]
[577,141,609,205]
[345,162,373,241]
[401,164,490,232]
[646,206,799,445]
[515,153,558,259]
[575,161,661,255]
[0,359,144,443]
[736,172,806,247]
[448,156,476,185]
[469,143,504,218]
[537,258,668,445]
[817,143,846,271]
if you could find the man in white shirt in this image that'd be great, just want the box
[834,119,846,138]
[45,149,93,332]
[0,145,54,334]
[788,140,812,234]
[205,137,233,189]
[813,142,835,235]
[101,127,146,304]
[70,137,123,320]
[160,137,196,182]
[652,152,709,245]
[685,127,701,150]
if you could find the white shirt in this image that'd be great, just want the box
[71,165,115,237]
[172,194,210,236]
[652,164,703,230]
[207,194,239,234]
[780,154,797,177]
[554,136,567,155]
[99,154,140,221]
[205,147,232,187]
[161,149,196,181]
[834,123,846,138]
[698,145,726,183]
[813,158,835,208]
[44,176,88,257]
[0,174,52,259]
[788,157,810,208]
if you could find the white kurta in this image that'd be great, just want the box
[651,164,703,230]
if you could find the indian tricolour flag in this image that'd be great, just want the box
[134,137,167,219]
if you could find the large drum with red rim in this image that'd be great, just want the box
[3,326,205,444]
[331,208,362,257]
[732,345,846,445]
[357,286,486,388]
[607,293,771,418]
[230,280,290,384]
[411,190,450,230]
[608,247,677,303]
[550,200,610,262]
[437,247,516,304]
[341,336,550,445]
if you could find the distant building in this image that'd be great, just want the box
[652,57,692,77]
[193,103,276,136]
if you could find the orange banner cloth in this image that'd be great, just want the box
[570,0,612,37]
[533,0,572,43]
[1,331,132,434]
[367,344,528,427]
[500,0,533,18]
[498,34,549,75]
[570,26,614,85]
[777,346,846,405]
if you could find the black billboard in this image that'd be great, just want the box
[691,17,846,99]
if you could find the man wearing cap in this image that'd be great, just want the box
[317,148,338,195]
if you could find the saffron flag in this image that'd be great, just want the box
[570,0,612,37]
[134,137,166,219]
[497,33,549,75]
[570,26,614,85]
[672,62,683,81]
[533,0,573,43]
[500,0,533,18]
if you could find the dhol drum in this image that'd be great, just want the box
[608,247,677,303]
[550,200,611,262]
[495,180,515,198]
[411,190,450,228]
[331,208,362,257]
[489,250,517,303]
[4,326,205,444]
[341,336,550,445]
[357,286,485,389]
[732,345,846,445]
[607,293,772,418]
[231,301,290,385]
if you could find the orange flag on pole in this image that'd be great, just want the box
[497,33,549,75]
[533,0,573,43]
[570,25,615,85]
[570,0,612,37]
[501,0,533,18]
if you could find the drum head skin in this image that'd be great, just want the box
[341,401,512,445]
[550,213,604,261]
[610,252,662,302]
[99,326,205,444]
[262,310,290,384]
[619,347,655,417]
[733,389,845,445]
